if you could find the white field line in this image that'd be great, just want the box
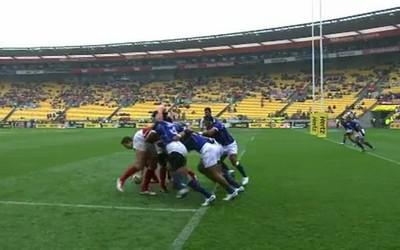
[325,137,400,166]
[0,200,196,213]
[294,129,400,166]
[171,135,253,250]
[171,206,209,250]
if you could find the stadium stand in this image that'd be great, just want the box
[0,7,399,125]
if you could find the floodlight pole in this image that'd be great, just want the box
[319,0,324,111]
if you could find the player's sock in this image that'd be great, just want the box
[140,169,152,192]
[235,162,248,177]
[172,172,187,190]
[120,166,138,185]
[220,161,230,171]
[160,167,167,188]
[187,179,212,198]
[222,169,241,188]
[356,142,365,151]
[150,169,159,183]
[224,185,236,194]
[364,142,374,149]
[187,170,197,180]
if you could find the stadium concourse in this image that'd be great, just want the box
[1,7,400,250]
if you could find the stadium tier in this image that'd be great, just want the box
[232,94,286,119]
[180,103,228,120]
[9,102,62,121]
[0,107,12,120]
[286,96,358,119]
[67,105,118,121]
[118,102,159,120]
[353,98,378,117]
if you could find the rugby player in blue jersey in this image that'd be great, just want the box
[340,118,356,145]
[202,115,249,186]
[147,107,216,206]
[179,130,244,204]
[348,117,374,152]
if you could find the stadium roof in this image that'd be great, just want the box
[0,7,399,57]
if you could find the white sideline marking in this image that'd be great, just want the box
[293,129,400,166]
[0,200,196,213]
[325,138,400,166]
[171,137,251,250]
[171,207,208,250]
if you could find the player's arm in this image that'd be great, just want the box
[145,130,160,143]
[173,127,194,141]
[201,127,218,137]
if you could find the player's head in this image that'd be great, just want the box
[203,115,215,128]
[151,110,173,122]
[121,136,133,149]
[204,107,212,117]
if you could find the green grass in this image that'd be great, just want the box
[0,128,400,249]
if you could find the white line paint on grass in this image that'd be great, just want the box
[171,207,208,250]
[0,200,196,213]
[294,129,400,166]
[325,137,400,166]
[171,136,252,250]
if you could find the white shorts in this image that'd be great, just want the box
[201,142,224,168]
[133,130,147,151]
[166,141,188,156]
[223,141,238,156]
[345,129,353,134]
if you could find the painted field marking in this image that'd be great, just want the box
[293,128,400,166]
[325,137,400,166]
[0,200,196,213]
[171,135,253,250]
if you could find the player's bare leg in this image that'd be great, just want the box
[200,163,239,202]
[117,149,147,192]
[139,156,158,196]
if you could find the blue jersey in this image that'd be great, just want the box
[211,120,234,146]
[349,120,363,133]
[182,133,213,153]
[153,121,180,144]
[341,120,353,130]
[153,121,187,144]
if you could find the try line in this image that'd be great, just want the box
[0,200,197,213]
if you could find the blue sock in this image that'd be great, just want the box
[188,180,212,198]
[225,185,235,194]
[236,162,247,177]
[220,161,230,171]
[172,172,186,190]
[222,169,241,188]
